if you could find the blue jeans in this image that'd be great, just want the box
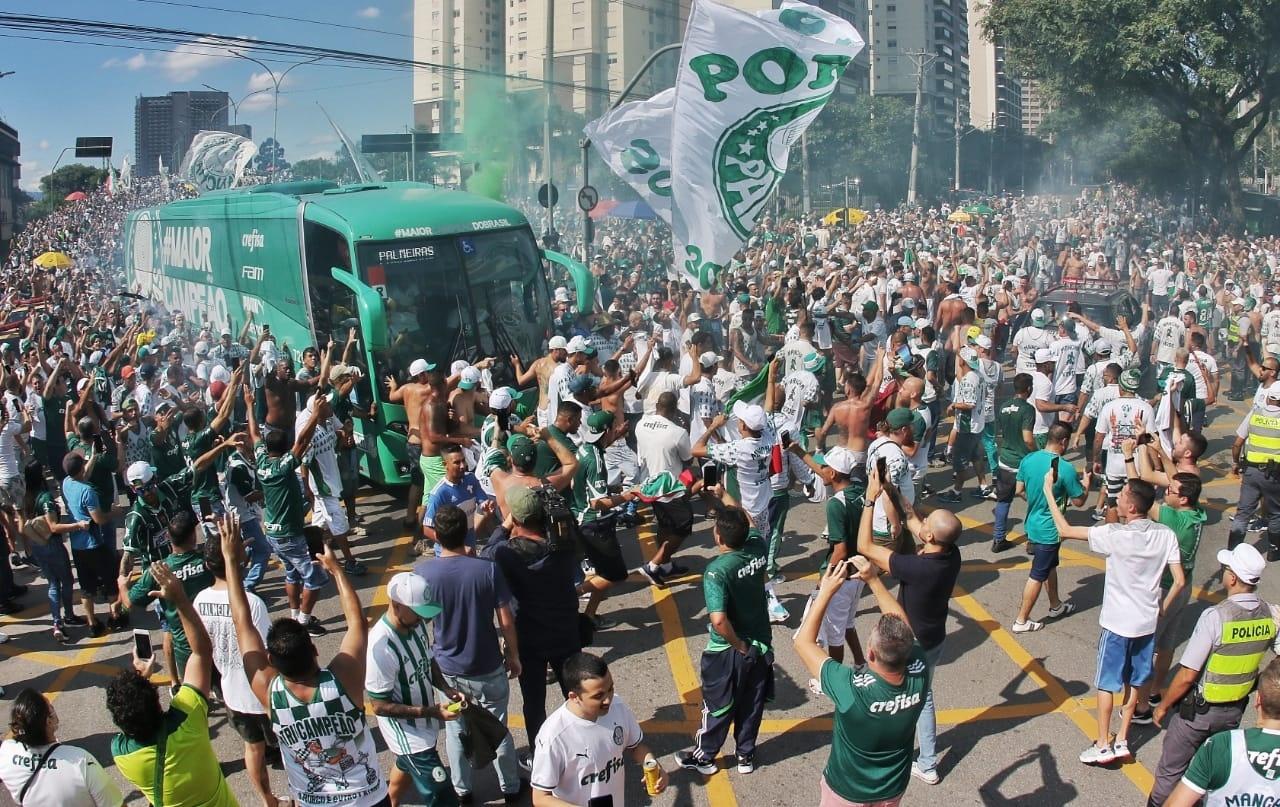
[240,518,272,591]
[992,467,1017,544]
[915,641,946,773]
[31,539,76,624]
[441,666,520,797]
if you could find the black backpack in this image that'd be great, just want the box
[532,483,580,554]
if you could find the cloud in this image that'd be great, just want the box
[163,37,231,81]
[38,140,48,150]
[102,53,148,70]
[19,160,41,191]
[356,6,381,18]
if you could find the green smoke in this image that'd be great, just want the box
[462,75,510,201]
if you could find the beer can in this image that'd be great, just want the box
[643,758,661,796]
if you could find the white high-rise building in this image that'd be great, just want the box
[967,0,1020,134]
[413,0,507,134]
[867,0,970,131]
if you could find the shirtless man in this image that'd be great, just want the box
[488,425,579,512]
[814,346,885,461]
[511,336,568,424]
[898,272,926,310]
[933,281,968,336]
[447,360,497,441]
[256,342,314,445]
[418,364,473,507]
[386,358,436,528]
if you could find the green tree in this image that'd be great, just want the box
[984,0,1280,223]
[790,95,915,207]
[291,156,349,182]
[253,138,290,173]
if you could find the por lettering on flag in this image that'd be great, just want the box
[179,130,259,193]
[583,88,675,227]
[670,0,863,290]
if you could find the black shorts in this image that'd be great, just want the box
[229,710,274,744]
[995,466,1018,503]
[579,517,629,583]
[652,496,694,537]
[406,443,424,487]
[71,546,117,600]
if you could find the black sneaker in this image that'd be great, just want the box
[90,621,108,637]
[108,612,131,631]
[1148,693,1163,707]
[936,491,963,504]
[1270,549,1280,563]
[1131,709,1154,725]
[0,601,20,615]
[675,750,717,776]
[63,614,87,627]
[736,753,755,774]
[639,564,669,589]
[302,617,328,637]
[992,539,1016,553]
[9,554,26,570]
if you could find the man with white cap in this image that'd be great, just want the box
[1012,308,1053,375]
[365,571,463,806]
[510,336,567,426]
[387,357,437,528]
[1095,369,1156,516]
[1147,543,1279,806]
[694,401,775,532]
[1229,380,1280,560]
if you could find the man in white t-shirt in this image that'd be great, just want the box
[1148,260,1173,308]
[1152,304,1187,373]
[1047,320,1082,403]
[531,652,666,805]
[635,392,696,588]
[1012,308,1053,374]
[695,401,775,531]
[1041,475,1183,766]
[1031,348,1072,446]
[1094,370,1156,511]
[193,534,280,807]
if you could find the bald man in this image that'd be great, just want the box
[858,462,962,785]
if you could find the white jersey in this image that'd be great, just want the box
[1013,326,1052,374]
[530,697,643,807]
[867,436,913,532]
[0,740,122,807]
[193,586,270,715]
[365,616,440,755]
[1049,338,1082,396]
[707,433,775,522]
[543,362,573,426]
[978,359,1001,422]
[778,370,819,437]
[297,402,344,500]
[1262,311,1280,356]
[1153,317,1185,364]
[1188,351,1219,401]
[1097,397,1156,477]
[1186,729,1280,807]
[634,414,692,482]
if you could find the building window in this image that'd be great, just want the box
[607,25,617,37]
[572,1,584,13]
[573,26,585,44]
[887,39,896,48]
[518,31,527,41]
[452,9,460,17]
[432,10,440,20]
[886,3,896,10]
[518,11,527,21]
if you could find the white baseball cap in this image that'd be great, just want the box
[699,351,721,367]
[386,572,442,619]
[548,335,568,351]
[914,317,931,330]
[126,461,156,486]
[975,334,993,350]
[489,386,515,410]
[450,359,470,377]
[731,400,767,432]
[194,340,209,356]
[823,446,856,475]
[1215,544,1265,585]
[459,367,481,390]
[567,336,590,354]
[1030,309,1046,325]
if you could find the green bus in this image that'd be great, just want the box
[122,180,591,485]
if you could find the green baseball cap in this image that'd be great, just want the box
[886,407,914,429]
[506,485,543,524]
[506,434,537,469]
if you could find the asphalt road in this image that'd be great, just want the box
[0,394,1274,807]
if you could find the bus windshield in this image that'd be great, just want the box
[356,228,551,384]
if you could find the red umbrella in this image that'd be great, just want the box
[64,191,88,202]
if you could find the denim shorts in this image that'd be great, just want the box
[269,533,330,590]
[1027,542,1061,582]
[1095,628,1155,692]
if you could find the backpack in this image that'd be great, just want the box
[532,483,580,554]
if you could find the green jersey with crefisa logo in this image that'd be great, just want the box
[703,535,771,652]
[820,645,931,802]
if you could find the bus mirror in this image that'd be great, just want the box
[543,249,596,312]
[330,267,389,353]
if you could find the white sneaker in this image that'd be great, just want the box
[0,632,9,644]
[911,761,940,785]
[807,678,825,697]
[766,593,789,624]
[1111,739,1131,761]
[766,573,786,587]
[1011,619,1044,633]
[1079,743,1116,765]
[1046,602,1076,619]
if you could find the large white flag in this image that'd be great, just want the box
[672,0,862,289]
[119,155,133,192]
[179,130,259,193]
[583,88,675,226]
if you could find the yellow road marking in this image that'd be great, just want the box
[636,514,738,806]
[951,585,1155,796]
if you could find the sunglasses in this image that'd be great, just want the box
[131,480,157,494]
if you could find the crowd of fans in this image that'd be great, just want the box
[0,176,1275,807]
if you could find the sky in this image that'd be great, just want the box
[0,0,419,190]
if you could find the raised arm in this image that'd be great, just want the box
[218,513,276,707]
[540,429,581,491]
[1040,473,1091,540]
[148,561,213,697]
[314,545,369,707]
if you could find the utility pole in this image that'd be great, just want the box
[988,112,995,195]
[801,132,811,215]
[954,110,962,192]
[543,0,556,242]
[905,50,935,205]
[843,176,850,210]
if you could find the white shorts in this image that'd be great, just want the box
[798,581,865,648]
[311,495,349,536]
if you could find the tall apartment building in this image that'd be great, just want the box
[0,121,18,262]
[1020,78,1050,137]
[412,0,506,133]
[134,91,229,177]
[967,0,1020,133]
[867,0,969,131]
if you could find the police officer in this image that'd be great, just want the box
[1147,544,1280,806]
[1229,380,1280,560]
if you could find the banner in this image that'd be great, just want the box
[119,155,132,192]
[583,88,675,226]
[179,130,258,193]
[671,0,862,290]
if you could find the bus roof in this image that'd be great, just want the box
[181,181,530,241]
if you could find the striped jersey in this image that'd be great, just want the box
[365,616,440,755]
[268,669,387,807]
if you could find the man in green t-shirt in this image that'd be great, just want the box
[571,410,638,630]
[1163,657,1280,807]
[1012,423,1089,633]
[993,373,1037,551]
[128,510,212,683]
[180,365,242,517]
[675,505,774,777]
[248,385,330,636]
[794,528,930,805]
[532,401,580,477]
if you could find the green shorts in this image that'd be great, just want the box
[395,747,459,806]
[1034,432,1049,450]
[420,455,446,506]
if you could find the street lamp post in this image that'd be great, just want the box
[854,176,862,207]
[201,83,272,129]
[228,53,323,172]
